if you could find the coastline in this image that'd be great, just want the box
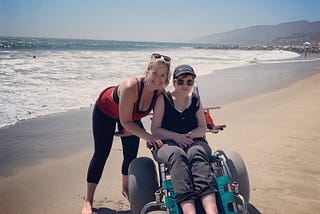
[0,59,319,213]
[194,45,320,55]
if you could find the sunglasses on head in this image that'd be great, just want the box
[176,79,194,86]
[151,53,171,62]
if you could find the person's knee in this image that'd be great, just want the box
[187,141,211,160]
[169,149,187,162]
[187,146,205,161]
[187,145,202,157]
[154,142,184,163]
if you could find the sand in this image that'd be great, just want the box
[208,72,320,214]
[0,60,319,214]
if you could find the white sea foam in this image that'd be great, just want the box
[0,48,301,128]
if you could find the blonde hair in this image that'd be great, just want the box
[146,56,171,86]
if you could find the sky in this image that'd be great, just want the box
[1,0,320,43]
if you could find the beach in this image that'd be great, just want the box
[0,60,320,214]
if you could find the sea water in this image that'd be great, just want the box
[0,37,301,128]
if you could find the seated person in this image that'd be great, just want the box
[151,65,219,214]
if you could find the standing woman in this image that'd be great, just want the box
[82,53,170,214]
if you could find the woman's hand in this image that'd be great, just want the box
[174,133,194,148]
[146,136,163,150]
[185,131,198,139]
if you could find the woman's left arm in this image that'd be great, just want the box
[186,102,207,139]
[119,78,152,140]
[119,78,163,149]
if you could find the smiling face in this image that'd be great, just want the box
[145,63,170,90]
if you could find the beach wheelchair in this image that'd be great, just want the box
[127,110,250,214]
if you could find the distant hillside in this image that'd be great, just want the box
[193,20,320,45]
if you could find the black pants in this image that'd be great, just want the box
[153,139,217,204]
[87,104,140,184]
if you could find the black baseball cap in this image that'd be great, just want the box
[173,64,197,79]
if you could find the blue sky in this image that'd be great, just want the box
[1,0,320,42]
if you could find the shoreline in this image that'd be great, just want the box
[1,59,319,175]
[0,59,319,213]
[1,56,319,131]
[198,58,320,107]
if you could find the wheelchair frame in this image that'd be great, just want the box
[139,150,248,214]
[128,103,249,214]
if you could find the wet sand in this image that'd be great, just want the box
[0,59,319,213]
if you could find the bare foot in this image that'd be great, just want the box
[81,201,92,214]
[121,189,130,201]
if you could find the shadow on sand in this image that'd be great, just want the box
[92,203,261,214]
[93,207,131,214]
[247,203,262,214]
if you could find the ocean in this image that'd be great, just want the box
[0,36,303,129]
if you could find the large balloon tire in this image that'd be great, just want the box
[128,157,159,214]
[221,150,250,202]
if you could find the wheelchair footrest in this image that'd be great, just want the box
[215,176,238,214]
[163,180,180,214]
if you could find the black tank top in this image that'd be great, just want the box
[113,77,158,115]
[161,92,200,134]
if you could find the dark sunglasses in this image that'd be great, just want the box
[176,79,194,86]
[151,53,171,62]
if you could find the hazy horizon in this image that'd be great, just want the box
[1,0,320,43]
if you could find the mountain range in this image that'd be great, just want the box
[193,20,320,45]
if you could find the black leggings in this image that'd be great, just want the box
[87,104,140,184]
